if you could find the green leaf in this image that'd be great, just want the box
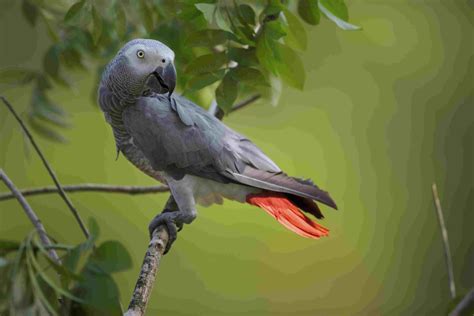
[91,5,103,45]
[43,46,60,79]
[186,29,236,47]
[64,0,86,22]
[216,71,238,113]
[0,240,20,255]
[283,9,307,50]
[319,0,361,30]
[186,69,225,91]
[21,0,38,26]
[256,21,286,74]
[214,7,232,32]
[275,43,305,89]
[297,0,320,25]
[90,241,132,273]
[229,67,268,87]
[115,3,127,39]
[28,116,67,143]
[228,47,259,67]
[238,4,256,26]
[0,68,36,85]
[185,52,227,75]
[195,3,216,25]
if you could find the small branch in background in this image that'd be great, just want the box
[0,183,169,202]
[432,182,456,298]
[1,96,90,239]
[125,226,169,316]
[449,287,474,316]
[0,169,61,264]
[214,94,261,120]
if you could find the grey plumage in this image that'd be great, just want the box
[98,39,337,252]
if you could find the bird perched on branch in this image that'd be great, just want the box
[98,39,338,253]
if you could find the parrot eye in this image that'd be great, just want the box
[161,59,166,63]
[136,50,145,59]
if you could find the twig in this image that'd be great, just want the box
[432,182,456,298]
[214,94,261,120]
[124,226,169,316]
[1,96,90,239]
[0,183,169,202]
[449,287,474,316]
[0,169,61,264]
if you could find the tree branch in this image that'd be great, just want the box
[213,94,261,120]
[124,226,169,316]
[1,96,90,239]
[0,183,169,202]
[0,169,61,264]
[449,287,474,316]
[432,183,456,298]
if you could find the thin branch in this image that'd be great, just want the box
[1,96,89,239]
[432,182,456,298]
[0,169,61,264]
[124,226,169,316]
[449,287,474,316]
[214,94,261,120]
[0,183,169,202]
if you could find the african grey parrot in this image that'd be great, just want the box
[98,39,337,253]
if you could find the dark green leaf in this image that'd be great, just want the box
[43,46,60,80]
[283,9,307,50]
[319,0,361,30]
[0,240,20,255]
[238,4,256,26]
[90,241,132,273]
[64,0,86,22]
[0,68,36,85]
[275,43,305,89]
[186,69,225,91]
[21,0,38,26]
[216,71,238,113]
[228,47,259,67]
[297,0,320,25]
[229,67,268,87]
[91,5,103,45]
[185,52,227,75]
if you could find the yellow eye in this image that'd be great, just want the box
[136,50,145,59]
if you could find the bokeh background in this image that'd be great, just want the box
[1,1,473,315]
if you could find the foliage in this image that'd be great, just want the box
[0,219,132,315]
[0,0,359,142]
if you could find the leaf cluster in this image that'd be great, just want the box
[0,0,359,141]
[0,219,132,315]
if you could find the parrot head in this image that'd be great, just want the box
[106,39,176,97]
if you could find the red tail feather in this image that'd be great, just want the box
[246,193,329,238]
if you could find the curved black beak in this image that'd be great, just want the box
[152,63,176,98]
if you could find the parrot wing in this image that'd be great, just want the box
[122,94,336,209]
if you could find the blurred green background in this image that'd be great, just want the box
[1,1,473,315]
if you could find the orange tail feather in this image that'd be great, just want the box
[246,193,329,238]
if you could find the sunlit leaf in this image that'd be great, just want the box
[256,20,286,74]
[283,9,307,50]
[185,52,227,75]
[0,68,36,85]
[21,0,38,26]
[216,71,238,113]
[319,0,360,30]
[214,7,232,32]
[91,5,103,45]
[64,0,86,22]
[195,3,216,25]
[186,69,225,91]
[297,0,320,25]
[275,43,305,89]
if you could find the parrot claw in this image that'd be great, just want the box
[148,211,180,254]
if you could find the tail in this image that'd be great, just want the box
[246,192,329,238]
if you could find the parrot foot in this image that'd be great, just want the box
[148,210,184,254]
